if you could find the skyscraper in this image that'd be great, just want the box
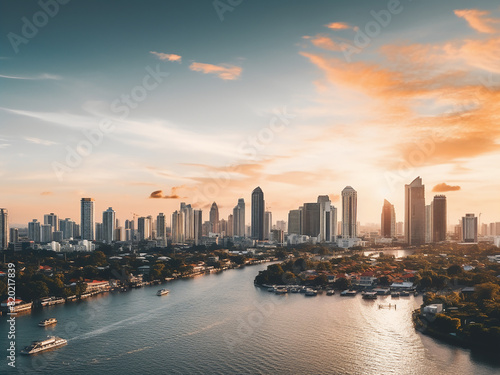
[0,209,7,249]
[462,214,478,243]
[180,203,194,241]
[60,218,75,240]
[102,207,116,243]
[404,177,425,246]
[302,202,320,237]
[156,213,166,240]
[171,210,184,243]
[193,209,202,245]
[251,187,265,240]
[9,228,19,244]
[227,214,234,237]
[381,199,395,238]
[41,224,53,243]
[209,202,219,234]
[137,216,152,241]
[342,186,357,238]
[81,198,95,241]
[432,195,447,242]
[44,213,59,232]
[28,219,41,242]
[264,211,272,240]
[95,223,103,242]
[425,204,433,243]
[288,208,302,235]
[318,195,337,242]
[232,198,245,237]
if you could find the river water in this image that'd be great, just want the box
[1,263,498,374]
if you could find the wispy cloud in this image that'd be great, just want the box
[189,62,242,80]
[454,9,500,34]
[304,35,344,51]
[150,51,182,62]
[25,137,58,146]
[325,22,357,31]
[0,73,62,80]
[432,183,461,192]
[40,191,53,196]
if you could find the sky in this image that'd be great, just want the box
[1,0,500,228]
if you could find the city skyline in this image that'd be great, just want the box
[1,1,500,227]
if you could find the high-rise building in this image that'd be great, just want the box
[28,219,41,242]
[227,214,234,237]
[60,218,75,239]
[396,221,404,236]
[81,198,95,240]
[301,202,320,238]
[0,208,7,249]
[481,223,488,237]
[156,213,166,240]
[432,195,447,242]
[41,224,53,243]
[264,211,272,240]
[102,207,115,243]
[342,186,357,238]
[381,199,396,238]
[209,202,219,234]
[114,227,124,242]
[232,198,245,237]
[462,214,478,243]
[404,177,425,246]
[276,220,287,232]
[194,210,202,245]
[95,223,103,242]
[317,195,337,242]
[288,209,302,235]
[171,211,184,243]
[180,203,194,241]
[137,216,152,241]
[425,204,433,243]
[9,228,19,244]
[251,187,265,240]
[44,213,59,232]
[219,218,228,237]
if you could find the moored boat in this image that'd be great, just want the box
[156,289,170,296]
[362,292,377,300]
[326,290,335,296]
[305,288,318,296]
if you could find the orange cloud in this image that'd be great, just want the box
[325,22,355,30]
[40,191,53,196]
[432,183,461,192]
[454,9,500,34]
[149,187,183,199]
[189,62,242,80]
[150,51,182,62]
[305,35,343,51]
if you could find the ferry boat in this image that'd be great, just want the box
[38,318,57,327]
[156,289,170,296]
[21,336,67,355]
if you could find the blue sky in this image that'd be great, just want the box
[1,0,500,228]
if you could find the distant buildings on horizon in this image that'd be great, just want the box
[0,177,486,251]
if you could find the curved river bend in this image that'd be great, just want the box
[1,263,498,374]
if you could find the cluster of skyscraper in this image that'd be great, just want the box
[0,177,483,249]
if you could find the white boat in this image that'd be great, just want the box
[326,290,335,296]
[38,318,57,327]
[305,289,318,296]
[21,336,67,355]
[274,288,288,294]
[156,289,170,296]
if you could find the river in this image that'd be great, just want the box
[1,263,499,374]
